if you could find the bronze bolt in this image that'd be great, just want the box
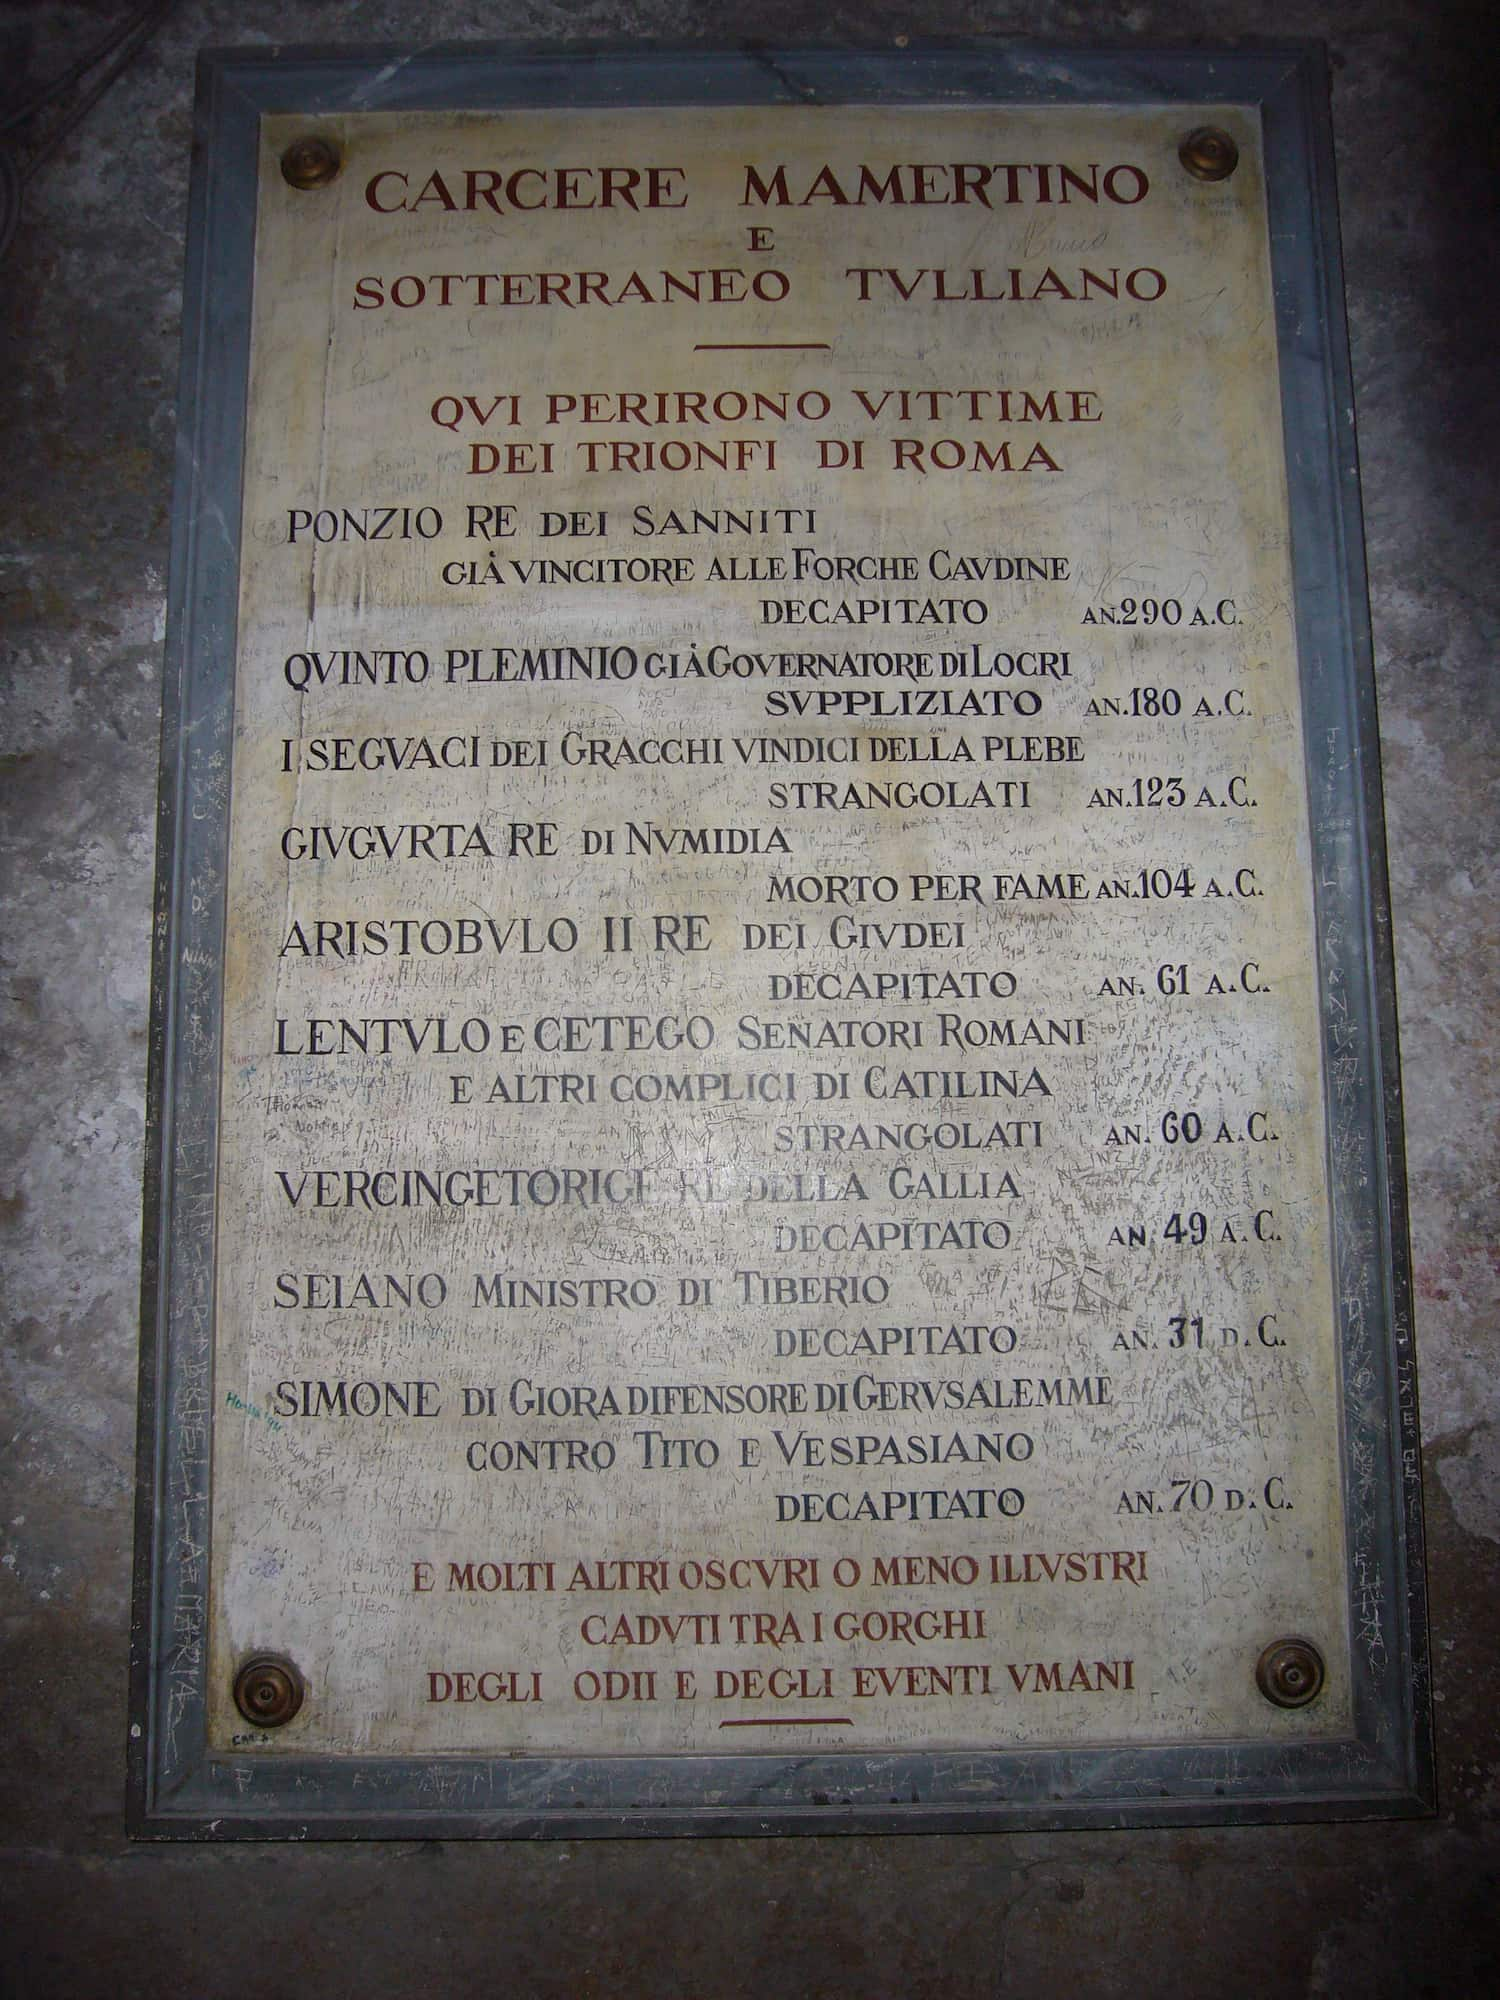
[280,135,342,191]
[1255,1638,1325,1709]
[1179,127,1240,182]
[233,1652,306,1727]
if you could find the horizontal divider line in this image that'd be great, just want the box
[718,1717,854,1728]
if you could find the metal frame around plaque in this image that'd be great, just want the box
[129,40,1433,1839]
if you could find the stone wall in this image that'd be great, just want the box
[2,4,1495,1993]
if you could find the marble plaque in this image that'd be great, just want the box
[131,48,1430,1835]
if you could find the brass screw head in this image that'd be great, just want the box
[280,135,343,191]
[1255,1637,1325,1709]
[1179,126,1240,183]
[233,1653,306,1727]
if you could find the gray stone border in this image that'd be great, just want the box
[128,40,1432,1838]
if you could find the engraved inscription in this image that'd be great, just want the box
[206,106,1350,1754]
